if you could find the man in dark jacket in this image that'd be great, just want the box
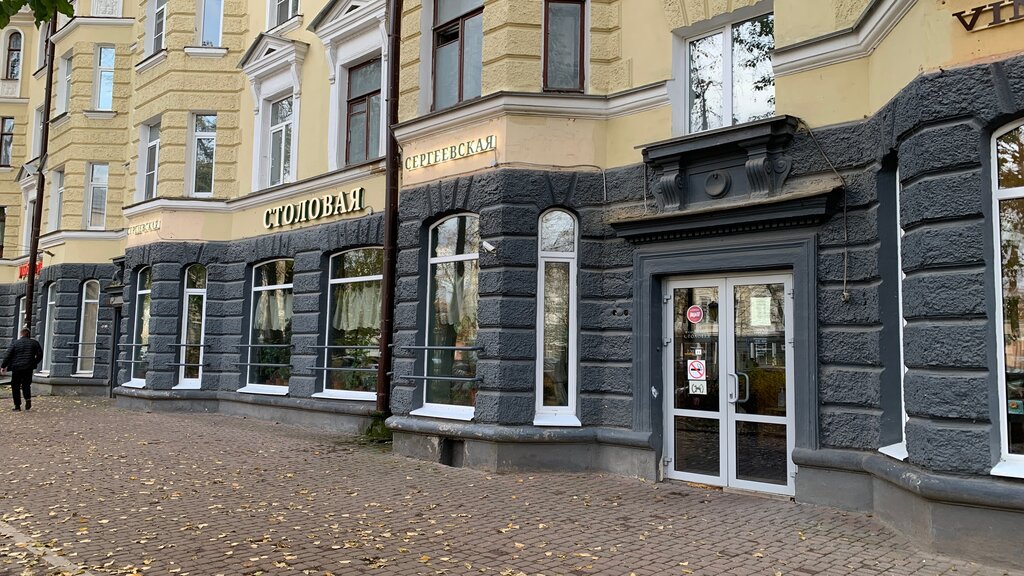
[1,329,44,411]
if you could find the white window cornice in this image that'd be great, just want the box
[310,0,384,44]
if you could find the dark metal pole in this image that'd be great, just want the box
[376,0,403,415]
[24,13,58,330]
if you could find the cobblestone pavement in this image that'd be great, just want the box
[0,397,1017,576]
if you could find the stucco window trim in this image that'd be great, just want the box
[49,17,134,45]
[313,0,387,171]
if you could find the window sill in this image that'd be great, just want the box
[184,46,228,58]
[312,390,376,402]
[135,49,168,74]
[173,382,201,390]
[267,14,303,36]
[238,384,288,396]
[71,372,95,378]
[0,166,12,172]
[122,380,145,389]
[533,413,582,427]
[50,112,70,129]
[990,459,1024,479]
[878,441,908,461]
[83,110,116,120]
[410,404,474,421]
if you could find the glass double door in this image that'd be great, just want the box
[664,274,795,495]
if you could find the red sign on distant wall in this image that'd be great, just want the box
[17,260,42,279]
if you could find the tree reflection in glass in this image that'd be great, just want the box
[328,249,383,393]
[732,14,774,124]
[689,33,724,132]
[998,125,1024,190]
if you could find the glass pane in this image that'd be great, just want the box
[186,265,207,289]
[133,292,151,380]
[270,129,283,186]
[98,46,115,68]
[78,300,98,373]
[542,261,570,407]
[194,136,215,193]
[85,280,100,300]
[461,13,483,101]
[9,33,20,49]
[734,421,787,485]
[674,286,720,412]
[998,126,1024,190]
[98,70,114,109]
[1,135,10,166]
[426,258,479,406]
[731,14,775,124]
[367,93,381,159]
[90,185,106,226]
[201,0,222,46]
[540,210,575,252]
[349,59,381,99]
[250,288,293,386]
[674,416,720,476]
[140,268,152,289]
[434,38,459,110]
[148,123,160,142]
[254,260,293,287]
[327,279,381,393]
[282,123,292,182]
[91,163,109,183]
[436,0,482,24]
[144,172,156,199]
[195,114,217,133]
[347,107,367,164]
[332,248,383,280]
[545,2,582,91]
[184,293,204,379]
[276,0,290,25]
[431,215,480,258]
[2,117,13,132]
[271,97,292,125]
[732,283,787,416]
[688,33,724,132]
[999,198,1024,455]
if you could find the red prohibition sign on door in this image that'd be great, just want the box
[687,359,706,380]
[686,305,704,324]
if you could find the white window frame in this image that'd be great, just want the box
[15,296,25,334]
[40,283,57,374]
[85,163,108,229]
[31,105,42,157]
[198,0,224,47]
[94,45,115,110]
[410,213,479,422]
[189,113,217,197]
[75,279,100,376]
[669,1,773,136]
[880,169,909,461]
[56,53,72,114]
[176,264,207,389]
[241,259,294,395]
[48,168,64,232]
[267,95,293,187]
[127,267,152,388]
[269,0,300,29]
[991,118,1024,479]
[139,121,161,200]
[534,209,580,427]
[151,0,167,53]
[314,248,383,401]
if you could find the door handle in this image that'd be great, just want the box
[727,373,737,403]
[736,371,750,404]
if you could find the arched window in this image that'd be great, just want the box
[129,267,152,386]
[5,31,21,80]
[993,120,1024,478]
[321,248,383,399]
[179,264,207,388]
[535,209,579,426]
[413,214,480,420]
[246,259,293,392]
[76,280,100,375]
[41,283,58,373]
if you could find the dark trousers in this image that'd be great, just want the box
[11,369,32,408]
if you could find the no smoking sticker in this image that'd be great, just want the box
[686,359,707,381]
[686,305,704,324]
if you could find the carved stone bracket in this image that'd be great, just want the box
[653,164,685,212]
[742,142,792,199]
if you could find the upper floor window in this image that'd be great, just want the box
[247,259,294,392]
[48,168,64,231]
[36,22,49,70]
[200,0,223,46]
[57,54,72,114]
[994,120,1024,478]
[152,0,167,53]
[272,0,299,28]
[95,46,115,110]
[5,31,21,79]
[535,209,579,426]
[192,113,216,196]
[269,96,293,186]
[143,121,161,199]
[687,13,774,133]
[86,163,108,229]
[76,279,100,375]
[433,0,482,111]
[31,105,42,157]
[322,248,383,399]
[543,0,584,92]
[346,58,381,165]
[0,117,13,167]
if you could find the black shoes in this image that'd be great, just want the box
[11,407,19,411]
[25,400,30,410]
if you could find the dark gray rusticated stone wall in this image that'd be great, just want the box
[120,213,384,394]
[391,166,654,427]
[789,53,1024,474]
[0,264,116,382]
